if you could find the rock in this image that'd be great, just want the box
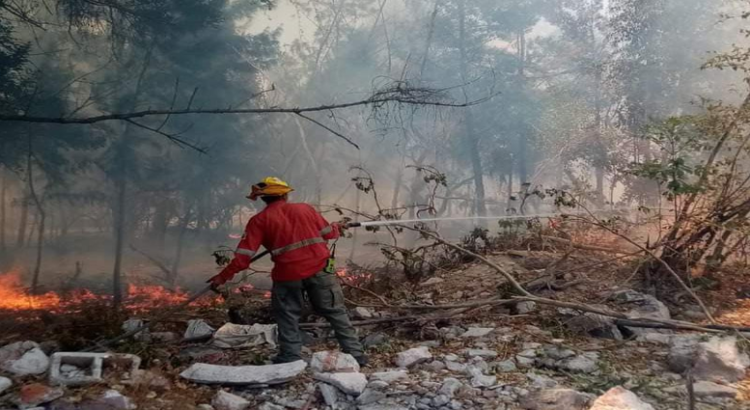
[0,376,12,394]
[258,403,284,410]
[96,390,136,410]
[692,381,738,399]
[122,318,150,342]
[318,383,339,406]
[132,369,170,392]
[212,391,250,410]
[692,337,750,382]
[667,334,703,373]
[557,308,623,340]
[465,349,497,358]
[520,388,593,410]
[637,333,672,345]
[526,372,558,389]
[516,356,535,368]
[0,341,50,376]
[518,349,538,358]
[310,351,360,373]
[559,354,598,373]
[446,361,467,372]
[495,360,517,373]
[424,360,446,371]
[185,319,216,340]
[432,394,450,406]
[470,374,496,388]
[439,378,463,397]
[460,328,495,338]
[512,301,537,315]
[314,372,368,395]
[180,361,307,385]
[362,332,389,348]
[611,290,670,319]
[352,307,374,319]
[14,383,64,409]
[212,323,277,348]
[422,277,445,286]
[368,380,389,390]
[197,405,214,410]
[542,346,576,360]
[371,370,408,383]
[357,388,386,405]
[359,405,409,410]
[589,386,654,410]
[276,397,307,409]
[395,347,432,368]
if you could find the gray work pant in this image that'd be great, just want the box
[272,270,364,361]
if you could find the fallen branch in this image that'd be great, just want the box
[541,236,637,255]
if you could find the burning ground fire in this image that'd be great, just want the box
[0,269,211,313]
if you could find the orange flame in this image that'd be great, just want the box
[0,270,208,313]
[335,268,372,285]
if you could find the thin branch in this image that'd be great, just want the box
[123,119,205,153]
[295,112,360,149]
[0,93,492,125]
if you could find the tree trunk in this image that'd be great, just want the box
[390,157,405,210]
[458,0,486,217]
[168,208,192,289]
[112,174,127,307]
[16,188,28,248]
[27,137,45,294]
[0,167,6,252]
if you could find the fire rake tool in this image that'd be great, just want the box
[85,249,272,352]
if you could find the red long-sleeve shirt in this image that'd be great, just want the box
[218,199,340,282]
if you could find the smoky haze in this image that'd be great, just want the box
[0,0,746,294]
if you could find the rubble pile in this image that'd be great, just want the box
[0,251,749,409]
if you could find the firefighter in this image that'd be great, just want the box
[207,177,367,366]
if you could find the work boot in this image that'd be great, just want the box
[271,355,302,364]
[352,354,369,368]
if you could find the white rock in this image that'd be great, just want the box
[692,381,738,399]
[470,374,496,388]
[693,337,750,382]
[313,372,368,395]
[439,378,463,397]
[197,405,214,410]
[357,388,386,405]
[514,301,537,314]
[352,307,374,319]
[318,383,338,406]
[258,403,284,410]
[424,360,446,372]
[526,372,558,389]
[446,361,467,372]
[0,341,50,376]
[395,347,432,368]
[368,380,389,390]
[0,376,11,394]
[465,349,498,358]
[185,319,215,339]
[559,355,598,373]
[520,388,593,410]
[460,328,495,338]
[310,351,360,373]
[495,360,517,373]
[516,356,535,368]
[589,386,654,410]
[444,354,459,361]
[422,277,445,286]
[100,389,136,410]
[212,391,250,410]
[180,361,307,385]
[370,370,408,383]
[122,319,150,342]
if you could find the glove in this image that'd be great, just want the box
[207,273,229,293]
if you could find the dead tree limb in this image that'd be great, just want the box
[541,236,637,255]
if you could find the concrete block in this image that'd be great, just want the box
[49,352,141,386]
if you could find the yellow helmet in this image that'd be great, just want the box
[248,176,294,200]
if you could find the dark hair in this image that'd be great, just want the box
[261,195,286,204]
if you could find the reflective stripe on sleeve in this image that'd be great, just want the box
[236,248,256,257]
[320,225,333,236]
[271,237,326,257]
